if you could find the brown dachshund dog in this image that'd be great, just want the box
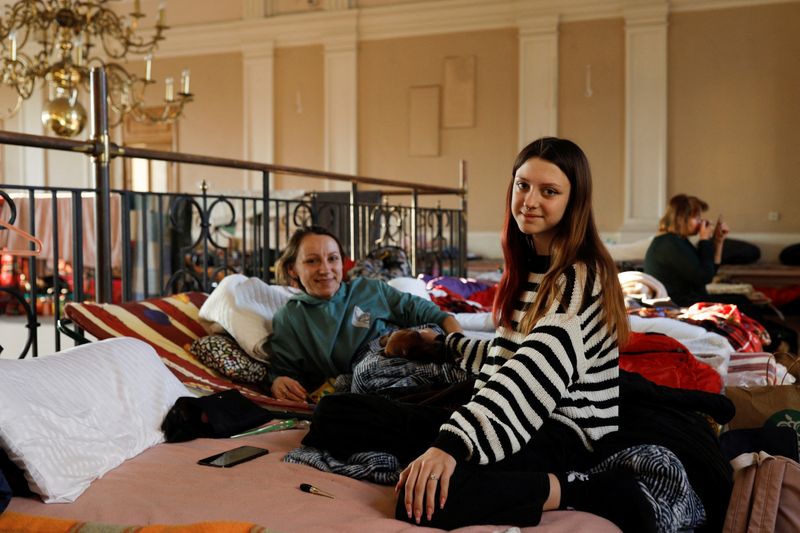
[378,328,448,363]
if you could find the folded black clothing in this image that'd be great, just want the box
[161,389,273,442]
[0,469,11,514]
[619,369,735,424]
[608,370,733,533]
[720,427,799,463]
[0,446,32,499]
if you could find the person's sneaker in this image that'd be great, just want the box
[561,469,658,533]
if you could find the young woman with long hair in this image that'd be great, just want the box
[304,138,657,532]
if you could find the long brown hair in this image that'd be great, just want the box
[493,137,629,344]
[658,194,709,237]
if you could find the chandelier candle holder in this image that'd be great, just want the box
[0,0,193,137]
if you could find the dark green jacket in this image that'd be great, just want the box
[643,232,718,307]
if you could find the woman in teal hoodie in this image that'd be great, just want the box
[268,226,462,402]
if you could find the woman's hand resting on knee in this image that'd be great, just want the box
[396,447,456,524]
[270,376,308,402]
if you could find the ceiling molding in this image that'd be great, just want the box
[156,10,358,57]
[668,0,799,13]
[356,0,519,40]
[151,0,799,58]
[623,1,669,26]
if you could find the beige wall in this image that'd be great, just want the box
[359,0,431,7]
[669,2,800,233]
[274,45,325,191]
[7,1,800,252]
[558,18,625,233]
[132,52,246,194]
[358,28,518,229]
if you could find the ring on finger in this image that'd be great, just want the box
[429,474,439,481]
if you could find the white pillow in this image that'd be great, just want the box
[454,312,495,332]
[0,337,188,503]
[199,274,299,361]
[387,277,431,301]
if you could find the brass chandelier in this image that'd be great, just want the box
[0,0,192,137]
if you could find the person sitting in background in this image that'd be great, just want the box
[644,194,796,352]
[267,225,462,402]
[644,194,728,307]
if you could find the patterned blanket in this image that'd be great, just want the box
[350,324,467,394]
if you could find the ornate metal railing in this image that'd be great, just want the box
[0,67,467,358]
[0,183,465,358]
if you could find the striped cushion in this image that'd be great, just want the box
[64,293,311,415]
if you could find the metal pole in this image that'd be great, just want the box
[262,171,271,282]
[90,67,113,303]
[349,182,359,262]
[410,189,418,276]
[459,159,468,277]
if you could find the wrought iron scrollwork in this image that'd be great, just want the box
[416,206,455,276]
[0,191,36,358]
[0,190,18,225]
[164,193,241,294]
[0,286,37,358]
[372,203,404,247]
[314,203,338,230]
[292,200,314,228]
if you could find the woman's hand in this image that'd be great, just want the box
[270,376,308,402]
[713,217,730,245]
[441,315,463,335]
[698,218,714,240]
[417,328,441,343]
[395,447,456,524]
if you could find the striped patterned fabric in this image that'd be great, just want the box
[588,444,706,531]
[64,292,311,414]
[726,352,778,386]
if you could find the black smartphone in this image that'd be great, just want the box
[197,445,269,468]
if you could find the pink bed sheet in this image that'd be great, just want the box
[8,428,619,532]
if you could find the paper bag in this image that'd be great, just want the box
[726,385,800,450]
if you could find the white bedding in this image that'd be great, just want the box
[0,338,188,503]
[198,274,300,361]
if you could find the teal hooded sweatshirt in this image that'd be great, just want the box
[268,277,449,391]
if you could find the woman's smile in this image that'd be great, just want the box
[289,234,343,299]
[511,157,571,254]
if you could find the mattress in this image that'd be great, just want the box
[7,426,619,532]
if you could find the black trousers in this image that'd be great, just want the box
[303,393,596,530]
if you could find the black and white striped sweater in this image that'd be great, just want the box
[432,261,620,465]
